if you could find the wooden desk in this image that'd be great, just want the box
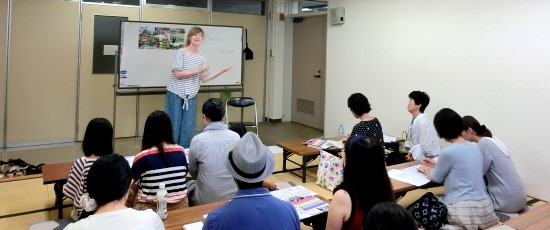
[164,200,225,229]
[277,139,323,183]
[386,161,419,194]
[505,202,550,229]
[277,137,405,183]
[164,196,330,230]
[42,162,73,219]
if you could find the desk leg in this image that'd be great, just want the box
[282,150,290,172]
[54,182,64,219]
[301,155,319,183]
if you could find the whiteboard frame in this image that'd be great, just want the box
[117,21,244,89]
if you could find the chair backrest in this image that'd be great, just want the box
[227,97,255,108]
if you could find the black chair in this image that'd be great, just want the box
[225,97,258,137]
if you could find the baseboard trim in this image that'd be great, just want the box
[0,204,72,220]
[264,117,282,123]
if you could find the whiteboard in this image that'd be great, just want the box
[118,21,243,88]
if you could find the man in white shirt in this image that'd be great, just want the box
[187,98,241,206]
[405,91,440,161]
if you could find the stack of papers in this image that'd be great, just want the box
[383,134,397,143]
[306,138,330,150]
[387,165,430,186]
[306,138,343,150]
[271,185,329,219]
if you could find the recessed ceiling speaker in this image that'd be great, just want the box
[329,7,345,25]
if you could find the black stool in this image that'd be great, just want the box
[225,97,258,137]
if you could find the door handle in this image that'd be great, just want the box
[313,75,321,78]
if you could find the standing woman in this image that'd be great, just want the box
[326,136,395,230]
[462,115,526,213]
[166,27,231,148]
[64,118,113,221]
[132,111,189,211]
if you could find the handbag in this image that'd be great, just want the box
[408,192,448,230]
[315,150,344,191]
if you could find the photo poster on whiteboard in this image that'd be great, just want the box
[118,21,243,88]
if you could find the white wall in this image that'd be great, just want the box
[326,0,550,200]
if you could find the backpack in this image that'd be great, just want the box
[409,192,448,230]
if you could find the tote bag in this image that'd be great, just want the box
[316,150,344,191]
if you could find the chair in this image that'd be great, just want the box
[225,97,258,137]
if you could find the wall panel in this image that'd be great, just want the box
[78,4,139,139]
[7,0,78,145]
[0,0,7,147]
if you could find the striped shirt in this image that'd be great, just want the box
[132,144,188,203]
[64,157,97,214]
[167,48,209,109]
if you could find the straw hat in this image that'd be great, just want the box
[225,132,274,183]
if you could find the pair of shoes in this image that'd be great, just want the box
[26,163,45,175]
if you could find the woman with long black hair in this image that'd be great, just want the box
[132,110,189,211]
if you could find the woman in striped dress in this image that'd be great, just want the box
[132,110,189,211]
[64,118,113,221]
[166,26,231,148]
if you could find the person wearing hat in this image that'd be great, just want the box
[203,132,300,230]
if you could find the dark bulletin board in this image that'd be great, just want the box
[92,15,128,74]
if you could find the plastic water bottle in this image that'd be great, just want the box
[156,183,168,220]
[338,124,345,137]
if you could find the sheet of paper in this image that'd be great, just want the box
[103,45,118,55]
[325,140,344,149]
[387,165,430,186]
[270,185,317,201]
[489,225,516,230]
[124,156,135,167]
[183,221,203,230]
[383,134,397,143]
[271,186,328,220]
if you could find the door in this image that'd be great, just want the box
[291,15,326,130]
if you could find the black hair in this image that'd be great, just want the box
[87,154,132,206]
[202,98,225,122]
[235,178,263,189]
[229,124,247,137]
[82,118,113,157]
[347,93,372,116]
[408,91,430,113]
[433,108,464,140]
[462,115,493,138]
[142,110,175,165]
[364,201,418,230]
[335,137,395,214]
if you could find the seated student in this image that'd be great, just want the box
[228,123,247,137]
[404,91,440,161]
[342,93,384,145]
[418,108,498,229]
[132,111,189,210]
[228,123,278,191]
[364,202,417,230]
[64,154,164,230]
[187,98,241,206]
[462,115,526,213]
[326,136,395,230]
[203,133,300,230]
[64,118,113,221]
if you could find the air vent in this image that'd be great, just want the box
[297,98,314,116]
